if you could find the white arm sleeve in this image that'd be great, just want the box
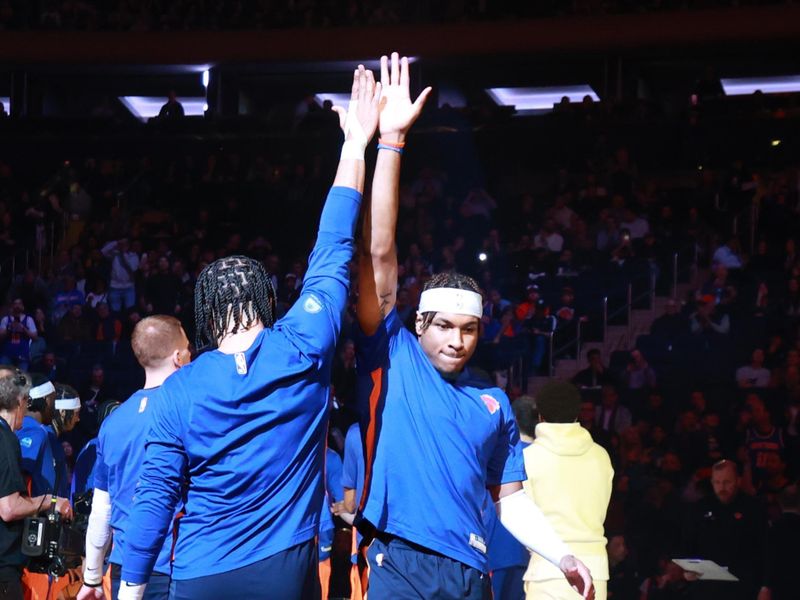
[118,582,146,600]
[84,489,112,585]
[496,489,571,567]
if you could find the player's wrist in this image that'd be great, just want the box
[379,132,406,144]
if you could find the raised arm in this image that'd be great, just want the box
[277,66,380,356]
[357,52,431,336]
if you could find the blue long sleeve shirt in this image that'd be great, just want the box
[121,185,361,583]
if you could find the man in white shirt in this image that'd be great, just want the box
[735,348,771,388]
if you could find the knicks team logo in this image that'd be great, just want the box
[303,294,323,314]
[481,394,500,415]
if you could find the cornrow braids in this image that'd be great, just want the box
[419,272,482,330]
[194,255,276,350]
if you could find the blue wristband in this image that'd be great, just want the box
[377,144,404,155]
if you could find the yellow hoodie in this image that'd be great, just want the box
[522,422,614,582]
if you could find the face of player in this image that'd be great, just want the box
[415,311,480,376]
[711,465,739,504]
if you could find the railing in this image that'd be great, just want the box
[544,246,700,379]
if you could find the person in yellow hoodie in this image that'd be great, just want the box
[523,381,614,600]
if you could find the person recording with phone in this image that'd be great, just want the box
[0,369,71,600]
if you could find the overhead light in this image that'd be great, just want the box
[118,96,207,121]
[771,139,782,147]
[314,93,352,108]
[486,85,600,113]
[721,75,800,96]
[202,70,210,88]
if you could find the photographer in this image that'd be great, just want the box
[0,300,38,372]
[0,370,71,600]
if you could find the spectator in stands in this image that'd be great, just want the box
[554,286,584,329]
[690,295,730,335]
[681,460,770,600]
[515,284,542,322]
[606,534,639,600]
[145,255,181,315]
[57,303,91,342]
[101,238,139,313]
[650,298,688,338]
[621,349,657,391]
[534,219,564,253]
[0,299,38,371]
[93,302,122,343]
[712,235,743,269]
[51,276,85,325]
[596,213,621,254]
[744,394,785,488]
[9,270,49,314]
[620,207,649,240]
[572,349,616,390]
[735,348,771,388]
[158,90,185,121]
[595,385,632,435]
[85,279,109,309]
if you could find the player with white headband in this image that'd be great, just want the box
[353,52,594,599]
[49,383,81,499]
[16,375,57,497]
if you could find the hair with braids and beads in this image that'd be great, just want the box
[418,272,482,331]
[194,255,276,350]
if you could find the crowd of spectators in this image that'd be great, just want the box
[0,89,799,597]
[0,0,792,31]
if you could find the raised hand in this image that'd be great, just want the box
[378,52,432,141]
[332,65,382,148]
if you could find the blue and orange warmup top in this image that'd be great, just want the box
[355,308,526,573]
[94,388,177,575]
[121,186,361,584]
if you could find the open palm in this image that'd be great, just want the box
[379,52,432,138]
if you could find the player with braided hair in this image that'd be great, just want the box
[119,63,382,600]
[193,255,276,350]
[354,53,594,599]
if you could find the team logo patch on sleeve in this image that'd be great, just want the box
[20,437,32,449]
[480,394,500,415]
[138,397,148,413]
[303,294,323,314]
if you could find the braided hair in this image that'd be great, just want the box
[194,255,276,350]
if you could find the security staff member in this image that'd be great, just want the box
[0,370,71,599]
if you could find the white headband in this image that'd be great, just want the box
[55,397,81,410]
[29,381,55,399]
[418,288,483,318]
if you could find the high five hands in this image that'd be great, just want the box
[333,65,382,155]
[378,52,432,143]
[332,52,432,154]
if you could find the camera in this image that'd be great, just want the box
[21,492,91,577]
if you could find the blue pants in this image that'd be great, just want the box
[491,566,526,600]
[365,534,491,600]
[169,539,320,600]
[111,565,170,600]
[108,287,136,313]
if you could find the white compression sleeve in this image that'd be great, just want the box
[496,489,571,567]
[84,488,112,585]
[118,582,146,600]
